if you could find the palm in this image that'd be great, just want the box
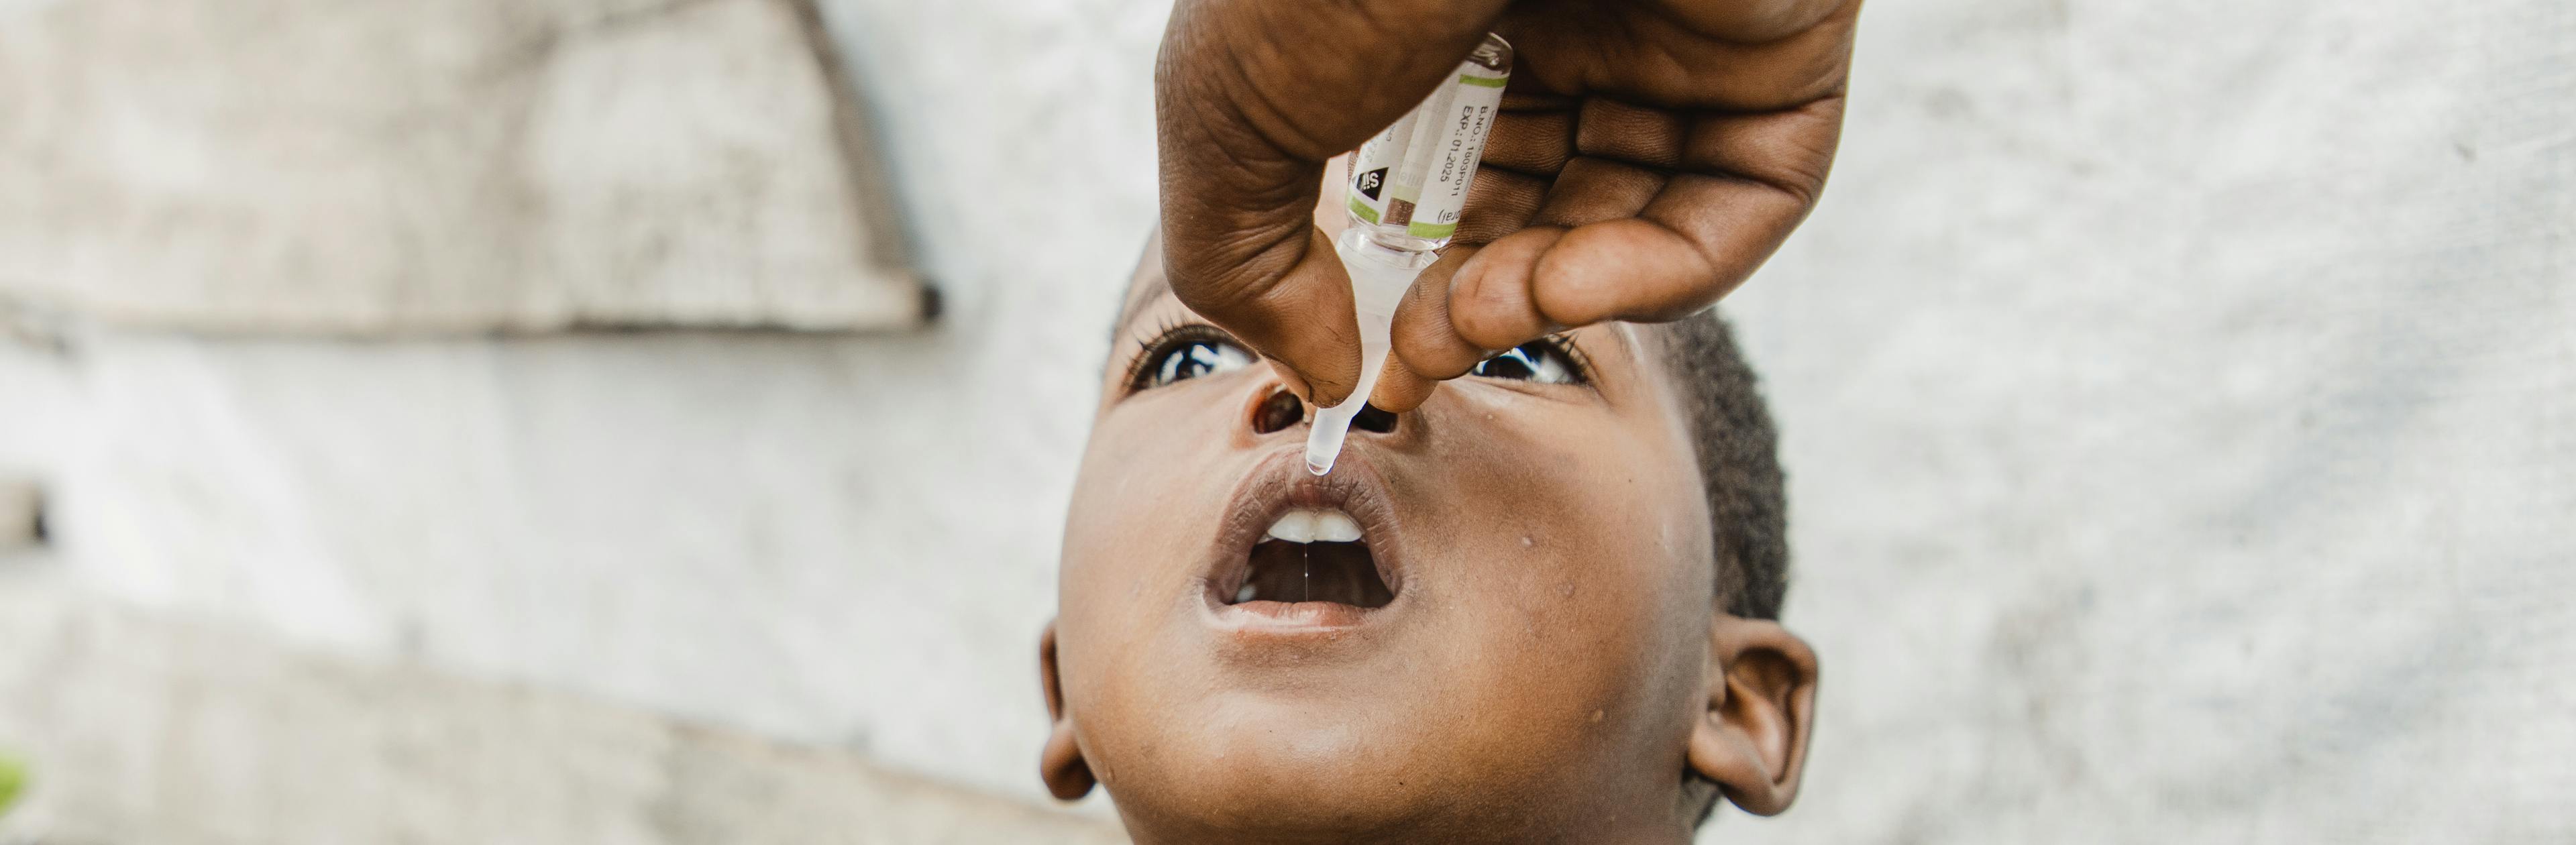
[1446,0,1855,305]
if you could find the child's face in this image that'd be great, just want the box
[1042,247,1811,842]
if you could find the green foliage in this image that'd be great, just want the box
[0,751,23,817]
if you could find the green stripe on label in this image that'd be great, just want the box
[1407,221,1458,239]
[1458,73,1507,89]
[1347,195,1380,225]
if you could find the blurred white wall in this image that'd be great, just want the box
[2,0,1160,838]
[1724,1,2573,841]
[0,0,925,331]
[1,0,2569,843]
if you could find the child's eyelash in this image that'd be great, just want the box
[1118,320,1590,391]
[1534,332,1595,382]
[1487,331,1594,386]
[1122,319,1242,392]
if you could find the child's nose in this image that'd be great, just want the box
[1242,386,1399,437]
[1248,387,1303,435]
[1347,402,1398,435]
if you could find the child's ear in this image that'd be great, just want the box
[1685,616,1819,816]
[1038,621,1096,800]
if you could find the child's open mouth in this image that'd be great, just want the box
[1228,508,1396,608]
[1203,451,1408,632]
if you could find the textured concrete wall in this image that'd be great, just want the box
[1717,0,2575,840]
[0,0,2569,842]
[0,575,1125,844]
[0,0,922,332]
[0,0,1162,835]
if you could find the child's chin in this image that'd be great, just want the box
[1110,763,1455,840]
[1099,718,1562,841]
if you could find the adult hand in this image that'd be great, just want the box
[1157,0,1859,410]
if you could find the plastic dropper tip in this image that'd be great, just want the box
[1305,451,1335,475]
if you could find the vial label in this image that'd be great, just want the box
[1346,35,1511,247]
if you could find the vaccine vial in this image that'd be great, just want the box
[1344,32,1513,253]
[1305,33,1513,475]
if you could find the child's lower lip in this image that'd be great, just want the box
[1212,598,1377,630]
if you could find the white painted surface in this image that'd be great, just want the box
[0,0,922,332]
[0,0,2569,841]
[0,578,1124,844]
[1,0,1164,817]
[1717,1,2576,840]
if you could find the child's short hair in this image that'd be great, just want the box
[1653,310,1790,620]
[1656,310,1792,829]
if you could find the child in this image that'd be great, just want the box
[1038,231,1818,843]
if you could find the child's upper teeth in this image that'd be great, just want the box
[1265,510,1317,543]
[1265,508,1362,544]
[1311,510,1362,543]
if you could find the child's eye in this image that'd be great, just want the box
[1470,339,1585,385]
[1132,329,1254,390]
